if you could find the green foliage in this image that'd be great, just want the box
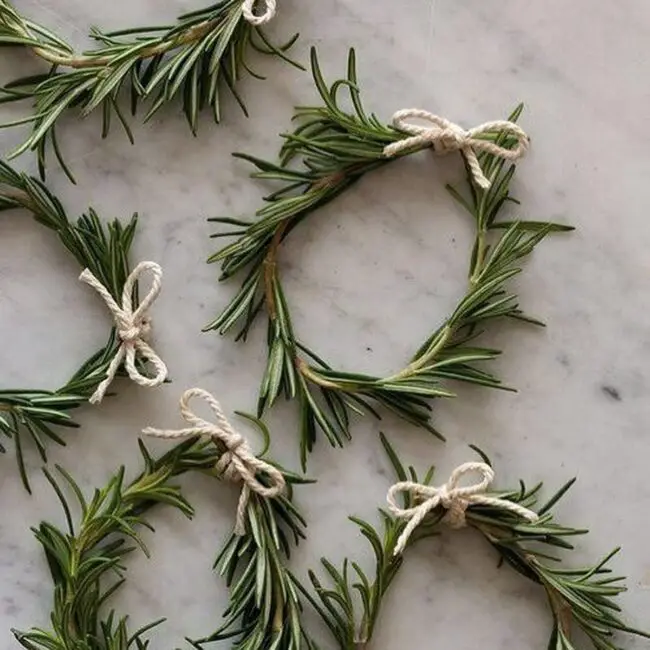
[14,435,312,650]
[0,160,139,490]
[207,48,574,468]
[184,412,314,650]
[296,434,437,650]
[13,439,202,650]
[312,438,648,650]
[191,489,310,650]
[0,0,302,180]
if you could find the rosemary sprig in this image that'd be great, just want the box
[296,434,437,650]
[14,429,312,650]
[0,160,141,490]
[13,440,201,650]
[207,48,574,467]
[188,415,313,650]
[321,439,648,650]
[0,0,302,180]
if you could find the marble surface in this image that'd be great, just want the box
[1,0,650,648]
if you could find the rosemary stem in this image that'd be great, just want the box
[263,220,290,320]
[22,18,222,69]
[295,358,341,389]
[470,229,487,285]
[382,326,452,383]
[546,586,573,638]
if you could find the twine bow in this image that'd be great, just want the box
[383,109,530,189]
[79,261,168,405]
[143,387,285,535]
[387,462,539,555]
[241,0,276,25]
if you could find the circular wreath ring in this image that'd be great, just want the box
[12,413,308,650]
[0,161,163,490]
[207,48,572,466]
[298,435,649,650]
[382,442,649,650]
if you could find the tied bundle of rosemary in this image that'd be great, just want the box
[14,427,312,650]
[0,160,149,490]
[299,437,650,650]
[207,48,573,467]
[0,0,302,180]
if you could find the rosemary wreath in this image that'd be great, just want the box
[13,426,311,650]
[207,48,573,467]
[0,0,302,181]
[0,161,159,490]
[299,435,649,650]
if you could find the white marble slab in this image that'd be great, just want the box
[1,0,650,648]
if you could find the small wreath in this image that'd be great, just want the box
[207,48,573,467]
[297,435,649,650]
[14,402,309,650]
[0,161,168,490]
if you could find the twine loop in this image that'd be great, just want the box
[383,109,529,189]
[143,388,285,535]
[79,261,167,404]
[241,0,276,25]
[387,462,539,555]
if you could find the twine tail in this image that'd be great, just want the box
[89,347,124,404]
[464,147,491,189]
[234,484,251,536]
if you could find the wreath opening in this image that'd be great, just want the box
[0,161,167,490]
[264,158,476,382]
[206,48,573,468]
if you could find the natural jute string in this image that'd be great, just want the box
[143,387,285,535]
[79,261,168,405]
[387,462,539,555]
[242,0,276,25]
[383,109,529,190]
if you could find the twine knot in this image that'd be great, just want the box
[383,109,530,189]
[118,315,151,342]
[434,124,467,153]
[79,261,168,405]
[241,0,276,25]
[387,462,539,555]
[143,388,285,535]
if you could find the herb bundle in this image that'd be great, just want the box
[300,436,648,650]
[297,434,437,650]
[14,428,311,650]
[0,160,144,490]
[207,48,573,467]
[0,0,302,180]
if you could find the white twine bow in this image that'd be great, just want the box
[383,109,530,190]
[79,261,168,405]
[143,387,285,535]
[241,0,276,25]
[387,462,539,555]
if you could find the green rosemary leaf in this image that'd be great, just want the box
[490,220,575,233]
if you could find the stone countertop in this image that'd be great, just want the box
[1,1,649,649]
